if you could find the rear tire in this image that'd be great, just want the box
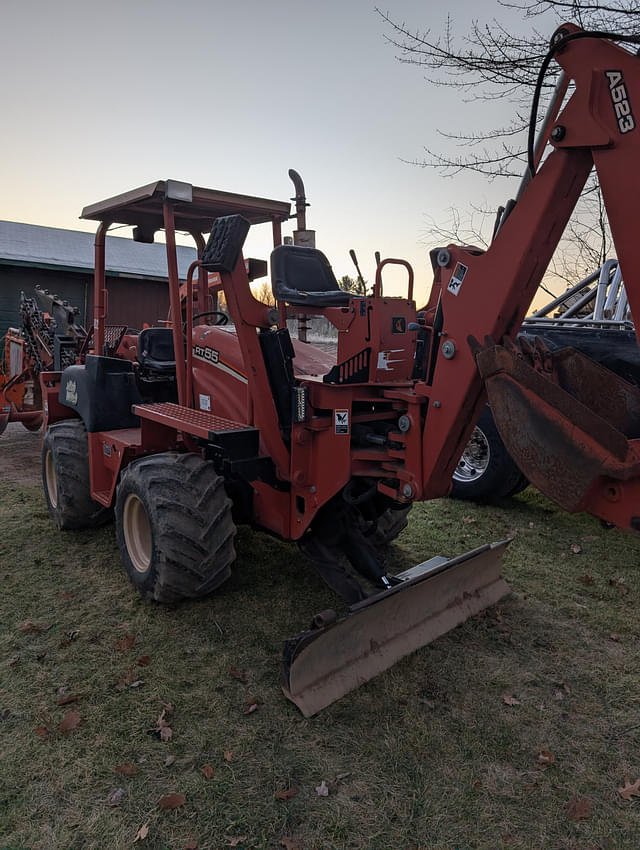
[372,502,412,546]
[115,452,236,603]
[504,472,529,498]
[450,407,524,503]
[42,420,112,529]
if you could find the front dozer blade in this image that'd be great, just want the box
[282,540,510,716]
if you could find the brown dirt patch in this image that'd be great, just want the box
[0,422,42,486]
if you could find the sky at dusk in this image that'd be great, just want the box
[1,0,563,306]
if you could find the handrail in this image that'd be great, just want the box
[374,258,414,301]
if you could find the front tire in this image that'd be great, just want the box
[42,420,112,529]
[115,452,236,603]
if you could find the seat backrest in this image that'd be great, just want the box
[137,327,175,364]
[271,245,341,300]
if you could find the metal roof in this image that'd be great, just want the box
[0,220,198,281]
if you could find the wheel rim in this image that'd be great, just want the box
[453,426,490,483]
[123,493,152,573]
[45,449,58,509]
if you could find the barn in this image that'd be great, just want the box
[0,221,197,337]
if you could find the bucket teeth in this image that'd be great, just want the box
[502,335,521,357]
[518,335,536,358]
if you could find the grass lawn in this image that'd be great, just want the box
[1,474,640,850]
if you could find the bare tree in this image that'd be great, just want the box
[377,1,640,285]
[377,1,639,176]
[253,280,276,307]
[338,275,367,296]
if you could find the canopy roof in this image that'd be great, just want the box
[81,180,292,236]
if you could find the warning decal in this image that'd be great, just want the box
[447,262,468,296]
[335,409,349,435]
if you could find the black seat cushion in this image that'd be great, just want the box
[271,245,351,307]
[137,327,176,374]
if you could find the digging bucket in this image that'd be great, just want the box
[476,342,640,513]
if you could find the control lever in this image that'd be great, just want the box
[349,249,366,295]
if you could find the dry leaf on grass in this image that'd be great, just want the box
[243,698,260,715]
[115,667,141,690]
[610,633,620,641]
[21,620,51,633]
[570,543,583,554]
[165,755,177,767]
[227,838,247,847]
[34,725,48,738]
[223,750,233,762]
[57,693,82,706]
[229,667,248,684]
[158,792,186,810]
[502,695,520,706]
[106,787,125,806]
[200,763,214,780]
[60,710,81,733]
[315,780,329,797]
[184,839,199,849]
[154,708,173,741]
[275,786,297,800]
[280,839,303,850]
[619,777,640,801]
[115,634,136,651]
[134,822,149,842]
[566,797,593,820]
[137,655,151,667]
[115,763,138,777]
[57,590,75,600]
[59,630,81,648]
[537,750,555,766]
[578,574,594,585]
[609,578,629,596]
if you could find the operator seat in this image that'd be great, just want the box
[271,245,351,308]
[137,327,176,375]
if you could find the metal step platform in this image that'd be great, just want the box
[134,402,254,441]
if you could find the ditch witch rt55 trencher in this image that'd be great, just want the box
[40,26,640,713]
